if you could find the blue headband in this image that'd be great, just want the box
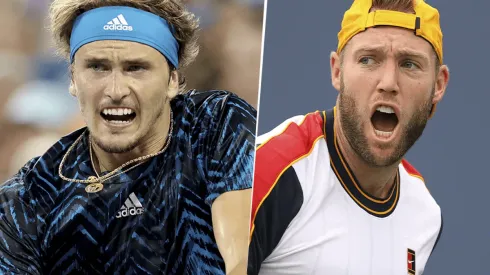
[70,6,179,68]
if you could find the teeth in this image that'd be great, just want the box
[376,106,395,114]
[102,108,133,116]
[375,129,393,137]
[110,120,131,124]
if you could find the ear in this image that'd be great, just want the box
[69,65,77,97]
[166,70,179,99]
[432,65,450,104]
[330,51,341,92]
[69,80,77,97]
[429,65,450,118]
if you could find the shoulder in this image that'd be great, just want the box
[174,89,256,117]
[250,112,327,262]
[399,159,443,251]
[253,111,326,209]
[400,159,425,183]
[2,128,85,201]
[256,111,325,164]
[172,90,256,138]
[399,159,441,214]
[399,159,428,193]
[1,157,39,194]
[24,128,86,177]
[0,157,41,220]
[174,90,257,147]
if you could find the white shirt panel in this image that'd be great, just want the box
[258,141,441,275]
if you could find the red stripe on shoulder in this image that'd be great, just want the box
[250,112,324,229]
[401,159,425,182]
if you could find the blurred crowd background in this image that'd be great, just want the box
[0,0,264,182]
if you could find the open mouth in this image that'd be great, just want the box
[371,105,398,138]
[100,108,136,125]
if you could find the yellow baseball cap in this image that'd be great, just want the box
[337,0,443,65]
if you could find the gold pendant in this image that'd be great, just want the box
[86,176,104,193]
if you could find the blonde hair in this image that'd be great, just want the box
[49,0,200,93]
[371,0,415,13]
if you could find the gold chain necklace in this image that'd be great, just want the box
[58,109,174,193]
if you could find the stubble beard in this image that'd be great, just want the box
[338,77,433,167]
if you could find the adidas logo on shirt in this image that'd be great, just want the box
[116,192,144,218]
[104,14,133,31]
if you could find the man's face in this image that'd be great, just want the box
[71,40,179,153]
[331,27,449,167]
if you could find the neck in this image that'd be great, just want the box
[91,107,171,173]
[334,112,399,199]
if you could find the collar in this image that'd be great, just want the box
[323,108,400,218]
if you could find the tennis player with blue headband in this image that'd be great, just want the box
[0,0,256,274]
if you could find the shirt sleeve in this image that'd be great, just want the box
[248,116,316,275]
[201,92,257,206]
[247,164,304,275]
[429,212,444,258]
[0,173,43,274]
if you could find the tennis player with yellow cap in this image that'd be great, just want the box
[248,0,449,274]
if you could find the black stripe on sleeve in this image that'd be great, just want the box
[247,167,304,275]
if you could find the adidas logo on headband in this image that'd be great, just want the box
[104,14,133,31]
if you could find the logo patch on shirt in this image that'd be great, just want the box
[116,192,144,218]
[407,248,416,275]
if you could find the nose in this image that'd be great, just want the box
[376,60,400,95]
[104,70,130,102]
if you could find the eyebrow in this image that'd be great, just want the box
[83,57,110,64]
[394,49,430,63]
[82,57,153,66]
[352,45,387,56]
[352,45,429,63]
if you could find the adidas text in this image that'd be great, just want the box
[103,24,133,31]
[117,192,144,218]
[104,14,133,31]
[116,207,144,218]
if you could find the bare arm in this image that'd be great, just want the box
[212,189,252,275]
